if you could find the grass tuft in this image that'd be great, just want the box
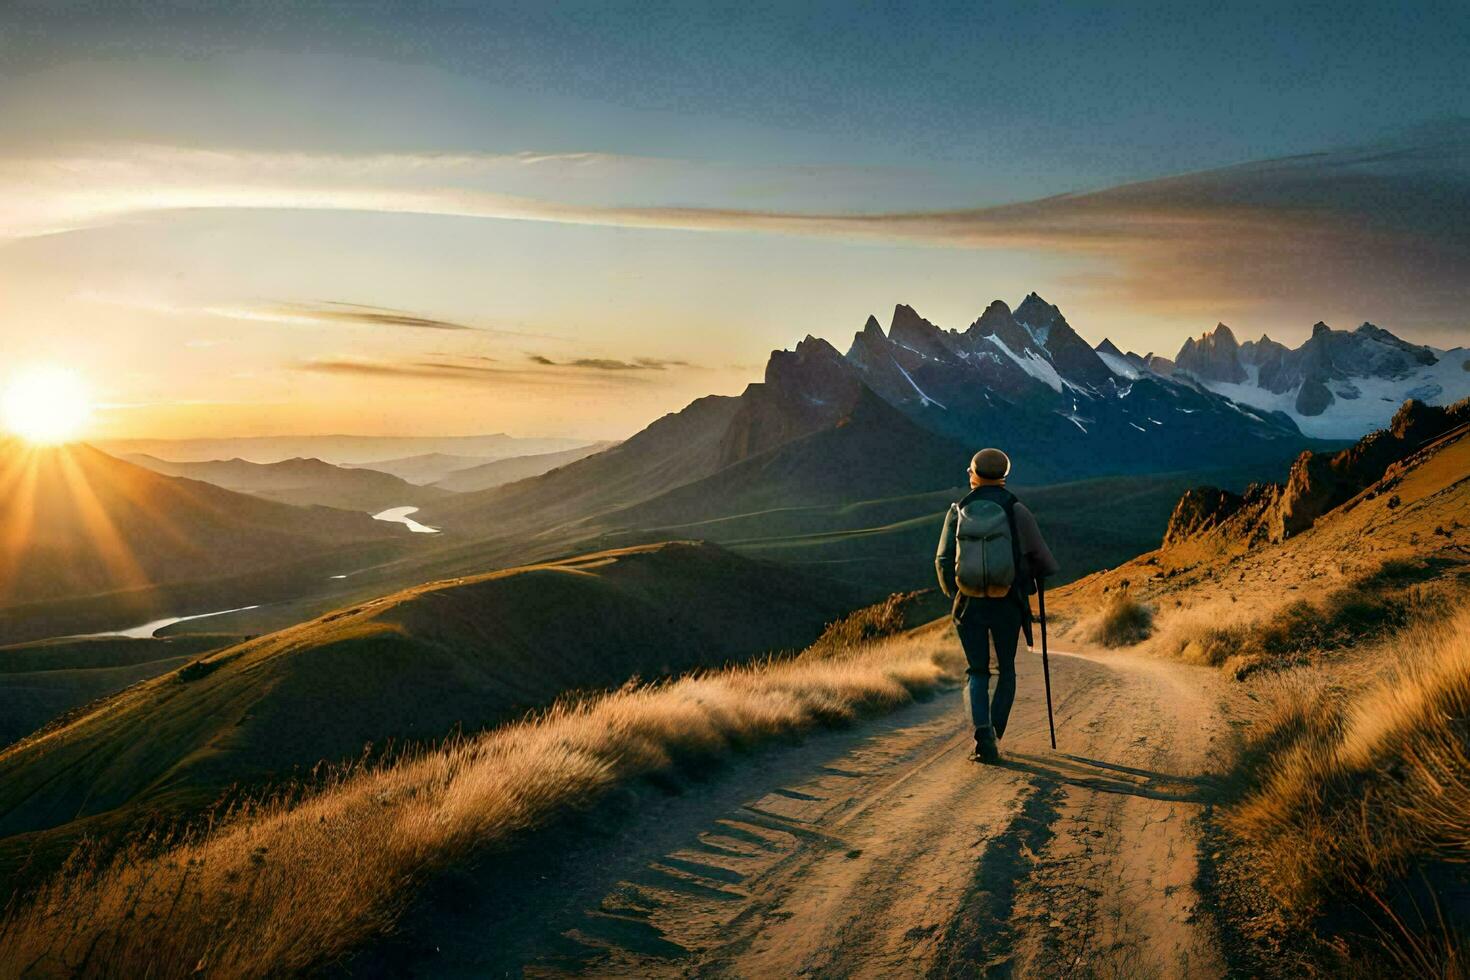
[1085,591,1155,647]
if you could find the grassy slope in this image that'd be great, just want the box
[1049,423,1470,972]
[0,541,860,877]
[0,614,959,979]
[605,464,1300,598]
[0,635,238,749]
[1051,425,1470,631]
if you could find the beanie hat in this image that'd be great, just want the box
[970,448,1011,480]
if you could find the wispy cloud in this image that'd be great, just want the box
[527,354,692,370]
[205,301,487,333]
[8,125,1470,329]
[299,356,661,387]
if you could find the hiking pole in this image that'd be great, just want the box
[1037,579,1057,750]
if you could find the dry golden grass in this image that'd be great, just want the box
[1220,602,1470,974]
[1143,559,1459,677]
[1079,590,1155,648]
[0,630,958,978]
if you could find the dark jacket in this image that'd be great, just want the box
[935,485,1060,623]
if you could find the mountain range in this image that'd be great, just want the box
[419,293,1319,541]
[95,433,590,466]
[1146,320,1468,438]
[122,454,451,513]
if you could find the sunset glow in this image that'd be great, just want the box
[1,366,94,444]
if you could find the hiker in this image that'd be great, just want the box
[935,448,1060,764]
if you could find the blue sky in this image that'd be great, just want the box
[1,1,1467,438]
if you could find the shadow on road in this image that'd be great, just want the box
[995,751,1217,804]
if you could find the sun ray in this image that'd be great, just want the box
[0,445,41,602]
[54,445,151,594]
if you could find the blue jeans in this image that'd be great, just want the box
[955,597,1022,737]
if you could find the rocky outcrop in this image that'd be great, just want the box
[1163,482,1285,548]
[1164,486,1247,545]
[1165,397,1470,550]
[1294,377,1335,416]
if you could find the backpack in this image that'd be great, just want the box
[952,490,1021,599]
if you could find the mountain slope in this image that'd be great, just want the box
[1052,398,1470,624]
[123,454,451,512]
[608,387,966,528]
[0,442,394,614]
[430,442,616,492]
[0,541,860,853]
[421,393,743,535]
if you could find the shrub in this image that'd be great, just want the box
[1087,591,1154,647]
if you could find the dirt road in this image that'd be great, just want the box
[373,642,1235,978]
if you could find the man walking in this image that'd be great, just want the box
[935,448,1060,764]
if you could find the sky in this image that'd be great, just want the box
[1,0,1467,441]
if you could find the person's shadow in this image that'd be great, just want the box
[995,751,1217,804]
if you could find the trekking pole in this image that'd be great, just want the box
[1038,579,1057,750]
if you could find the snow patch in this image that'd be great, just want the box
[891,356,947,409]
[1196,347,1470,438]
[984,335,1064,394]
[1096,348,1141,379]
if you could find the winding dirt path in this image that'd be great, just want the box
[376,643,1235,979]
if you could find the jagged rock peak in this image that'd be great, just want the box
[890,303,937,333]
[861,314,884,338]
[768,335,846,382]
[1095,337,1124,357]
[966,299,1017,336]
[1013,292,1061,328]
[1311,321,1332,337]
[792,334,843,361]
[1175,321,1247,383]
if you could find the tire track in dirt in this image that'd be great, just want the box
[369,642,1232,979]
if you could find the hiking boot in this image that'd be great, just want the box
[973,726,1001,764]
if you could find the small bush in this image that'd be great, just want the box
[803,591,947,659]
[1088,591,1154,647]
[1256,585,1442,656]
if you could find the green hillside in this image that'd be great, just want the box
[0,541,860,883]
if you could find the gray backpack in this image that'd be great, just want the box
[952,495,1018,598]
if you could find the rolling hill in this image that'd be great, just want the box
[0,442,403,643]
[343,452,499,485]
[95,433,590,466]
[0,541,861,871]
[122,454,452,512]
[429,442,616,492]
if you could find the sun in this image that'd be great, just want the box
[1,366,94,444]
